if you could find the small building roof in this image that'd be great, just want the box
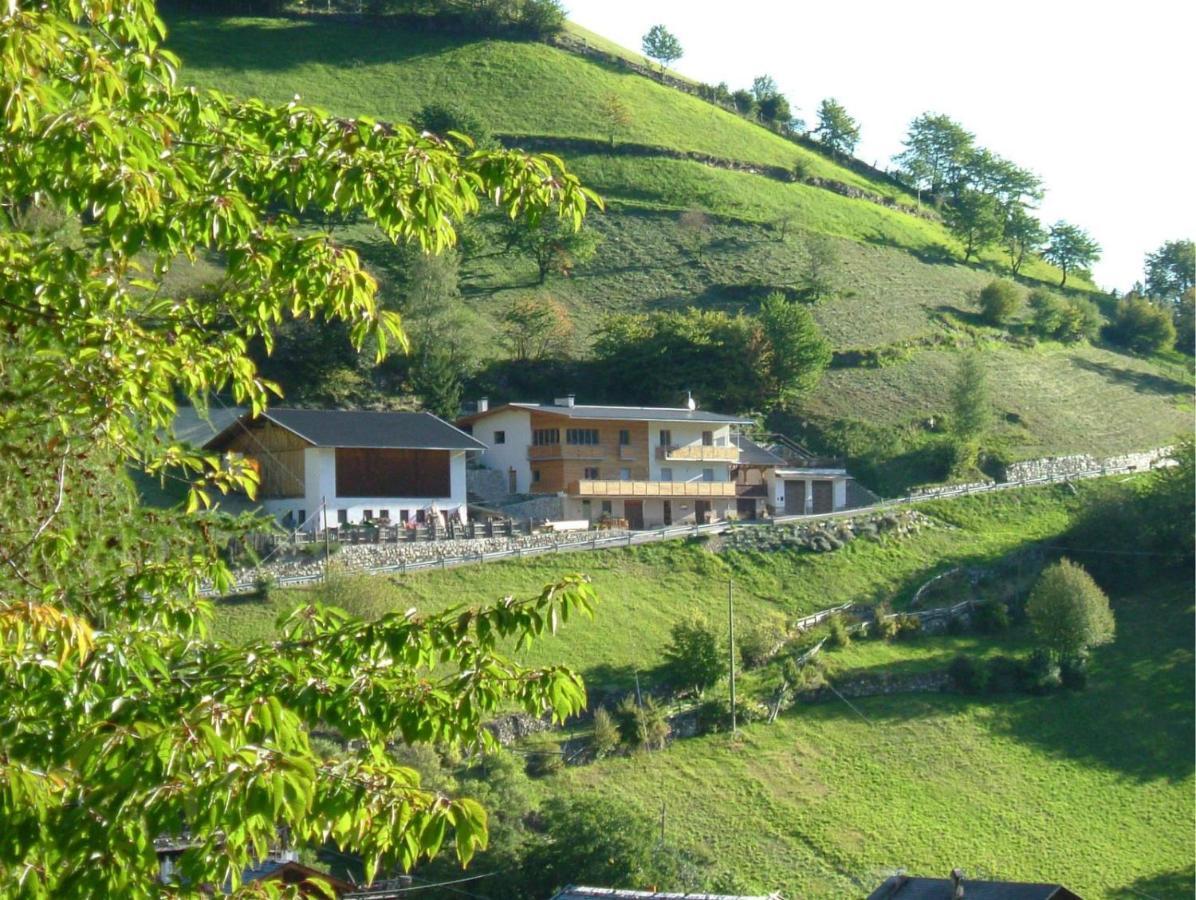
[459,402,753,426]
[550,888,779,900]
[867,875,1081,900]
[204,408,485,452]
[732,435,787,466]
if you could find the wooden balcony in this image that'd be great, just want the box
[527,443,602,461]
[568,479,736,498]
[655,444,741,462]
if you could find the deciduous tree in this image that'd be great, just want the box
[1144,239,1195,303]
[662,614,726,696]
[1043,221,1101,287]
[978,279,1022,325]
[944,189,1003,262]
[1027,559,1115,660]
[813,98,861,157]
[0,1,599,895]
[1002,205,1046,276]
[597,92,632,150]
[757,292,832,409]
[641,24,683,74]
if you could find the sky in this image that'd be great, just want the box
[563,0,1195,291]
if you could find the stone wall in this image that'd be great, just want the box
[1001,446,1172,482]
[466,467,509,505]
[494,494,565,523]
[799,670,951,703]
[721,509,934,554]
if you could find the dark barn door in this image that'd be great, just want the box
[784,480,805,515]
[624,500,644,530]
[812,480,834,513]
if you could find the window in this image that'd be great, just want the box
[379,509,390,522]
[659,429,671,447]
[601,500,612,515]
[660,467,673,482]
[336,508,348,525]
[619,429,631,446]
[584,467,599,480]
[566,428,600,445]
[533,428,560,446]
[701,430,714,446]
[364,509,374,521]
[532,469,541,483]
[297,509,305,526]
[619,467,631,481]
[581,499,592,518]
[400,510,409,524]
[493,430,506,445]
[702,468,715,482]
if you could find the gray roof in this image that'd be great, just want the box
[867,876,1080,900]
[551,888,778,900]
[205,408,485,452]
[171,405,247,446]
[732,435,787,466]
[508,403,753,425]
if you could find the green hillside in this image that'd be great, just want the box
[164,14,1192,486]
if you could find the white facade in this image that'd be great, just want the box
[262,448,469,532]
[647,423,735,484]
[470,407,535,494]
[765,468,849,516]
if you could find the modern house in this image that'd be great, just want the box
[867,870,1082,900]
[549,887,781,900]
[202,408,484,532]
[457,396,851,528]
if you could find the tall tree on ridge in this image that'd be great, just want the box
[641,24,683,75]
[1043,222,1101,287]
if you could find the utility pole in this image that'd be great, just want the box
[322,496,330,576]
[659,799,666,843]
[728,577,737,735]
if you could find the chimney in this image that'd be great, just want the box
[554,394,575,408]
[951,869,965,899]
[476,397,489,413]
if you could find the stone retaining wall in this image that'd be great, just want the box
[800,670,951,703]
[722,509,934,554]
[1001,447,1172,482]
[466,467,509,505]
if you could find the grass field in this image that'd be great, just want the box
[216,483,1091,696]
[553,577,1194,898]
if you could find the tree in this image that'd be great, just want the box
[597,92,632,150]
[978,279,1022,325]
[500,293,575,360]
[757,292,832,408]
[0,1,600,895]
[662,614,727,696]
[1106,296,1177,355]
[731,89,756,116]
[757,93,792,125]
[510,217,602,283]
[411,100,494,149]
[949,352,990,472]
[891,112,975,201]
[677,207,713,261]
[798,233,841,301]
[813,98,860,157]
[1003,205,1046,276]
[943,189,1003,262]
[641,24,682,74]
[1175,288,1195,354]
[1144,239,1195,303]
[750,74,778,102]
[410,341,465,418]
[1028,289,1102,343]
[1043,222,1101,287]
[1026,559,1115,660]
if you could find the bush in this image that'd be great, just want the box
[525,740,564,777]
[1024,648,1062,694]
[514,0,566,37]
[1028,289,1101,343]
[738,617,788,668]
[663,614,727,695]
[1026,558,1115,659]
[873,613,900,641]
[949,654,988,694]
[1059,655,1089,690]
[985,654,1026,693]
[827,613,852,648]
[614,695,669,750]
[1105,296,1177,354]
[978,279,1022,325]
[972,599,1010,634]
[590,707,620,758]
[894,613,923,639]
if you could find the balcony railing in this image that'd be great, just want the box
[527,443,602,461]
[655,444,740,462]
[568,479,736,498]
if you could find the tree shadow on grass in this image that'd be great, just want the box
[794,582,1195,784]
[1068,356,1191,396]
[1108,866,1195,900]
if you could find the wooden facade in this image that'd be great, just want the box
[527,412,651,494]
[216,419,308,499]
[334,448,450,498]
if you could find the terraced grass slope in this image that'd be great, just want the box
[165,14,1191,479]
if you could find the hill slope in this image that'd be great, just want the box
[164,14,1192,489]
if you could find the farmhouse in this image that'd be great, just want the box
[458,396,850,528]
[203,408,484,532]
[867,871,1082,899]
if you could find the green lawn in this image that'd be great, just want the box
[216,483,1090,697]
[554,578,1195,898]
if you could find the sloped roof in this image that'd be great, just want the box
[732,435,787,466]
[551,888,779,900]
[460,403,752,426]
[867,876,1081,900]
[205,409,485,452]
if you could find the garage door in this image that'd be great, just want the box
[784,480,805,515]
[812,480,833,513]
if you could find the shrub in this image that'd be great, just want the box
[253,573,274,597]
[738,617,788,668]
[663,614,727,695]
[985,654,1026,693]
[590,707,620,758]
[949,654,988,694]
[978,279,1022,325]
[525,740,564,777]
[827,613,852,648]
[695,696,730,735]
[972,599,1010,634]
[1105,296,1177,354]
[894,614,923,639]
[1059,655,1090,690]
[873,613,900,641]
[1026,558,1115,659]
[514,0,566,37]
[1024,648,1062,694]
[1028,289,1101,343]
[614,695,669,750]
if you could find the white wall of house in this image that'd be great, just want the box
[648,422,736,482]
[564,496,734,528]
[268,448,469,532]
[765,471,848,515]
[471,408,533,494]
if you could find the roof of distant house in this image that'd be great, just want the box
[731,434,787,466]
[459,402,753,426]
[550,888,780,900]
[204,408,485,452]
[867,875,1082,900]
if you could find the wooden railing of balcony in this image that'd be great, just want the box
[655,444,741,462]
[568,479,736,498]
[527,444,603,460]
